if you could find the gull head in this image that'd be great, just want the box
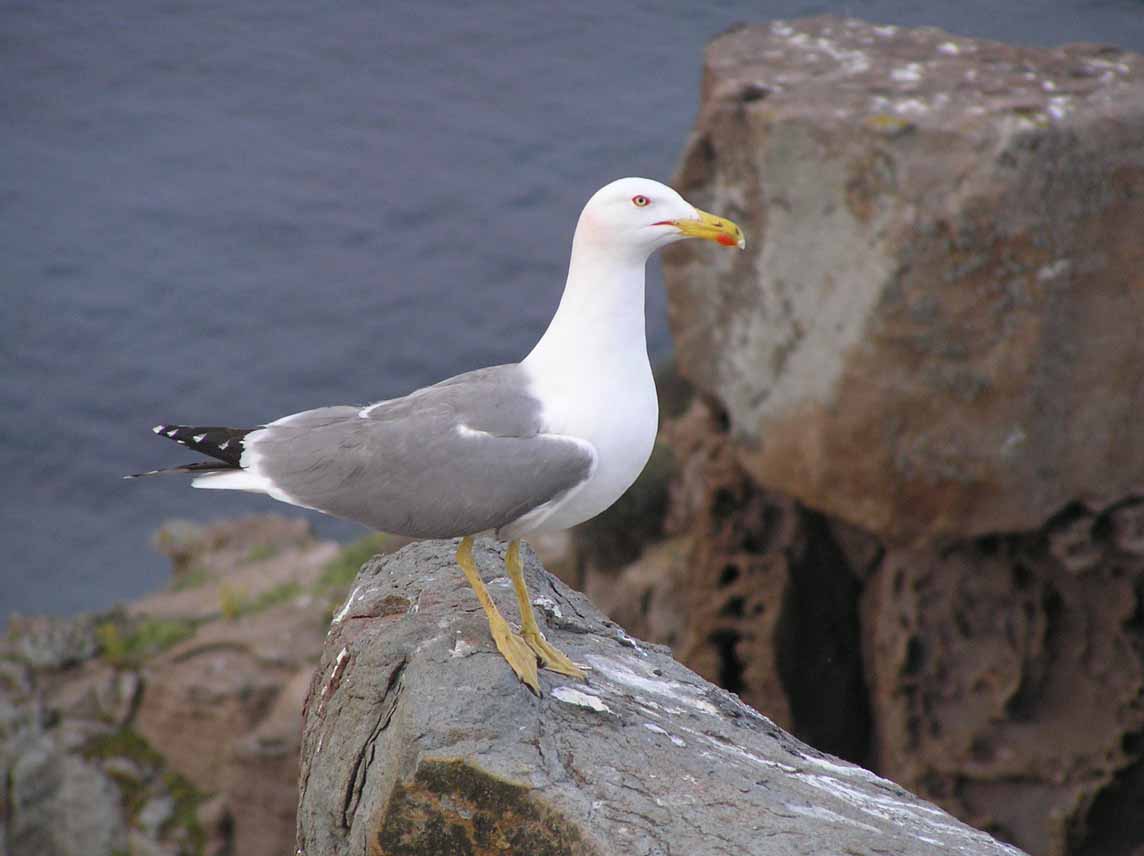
[575,177,746,258]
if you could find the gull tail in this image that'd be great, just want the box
[125,461,238,479]
[125,423,257,479]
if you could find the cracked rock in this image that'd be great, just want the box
[297,538,1024,855]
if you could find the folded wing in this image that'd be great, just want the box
[198,364,596,539]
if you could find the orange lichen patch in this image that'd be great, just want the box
[371,759,599,856]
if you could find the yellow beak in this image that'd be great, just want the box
[666,208,746,249]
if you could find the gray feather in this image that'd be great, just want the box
[246,365,594,538]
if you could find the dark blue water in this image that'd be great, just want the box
[4,0,1142,620]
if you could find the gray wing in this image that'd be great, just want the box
[245,364,595,538]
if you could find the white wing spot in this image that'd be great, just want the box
[166,428,179,437]
[219,440,230,450]
[193,433,207,443]
[152,425,165,434]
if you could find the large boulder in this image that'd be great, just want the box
[296,538,1023,856]
[664,16,1144,543]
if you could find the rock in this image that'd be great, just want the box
[195,795,234,856]
[582,535,693,651]
[128,829,178,856]
[663,16,1144,543]
[297,539,1022,856]
[8,735,129,856]
[44,661,140,727]
[133,602,326,856]
[152,514,314,576]
[861,504,1144,856]
[593,383,1144,854]
[137,794,176,839]
[5,614,100,669]
[652,398,870,762]
[0,515,380,856]
[132,517,341,623]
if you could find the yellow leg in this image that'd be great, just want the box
[506,540,586,679]
[456,536,540,695]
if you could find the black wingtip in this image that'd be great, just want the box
[150,423,254,466]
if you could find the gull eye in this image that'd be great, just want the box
[632,195,651,207]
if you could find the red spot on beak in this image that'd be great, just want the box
[716,233,737,247]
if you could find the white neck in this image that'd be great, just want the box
[524,228,651,374]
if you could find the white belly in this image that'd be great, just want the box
[517,357,659,535]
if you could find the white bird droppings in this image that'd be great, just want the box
[1038,258,1071,281]
[451,637,477,658]
[531,595,563,619]
[586,654,720,716]
[331,585,364,625]
[643,722,687,747]
[552,686,611,713]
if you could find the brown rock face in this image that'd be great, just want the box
[627,401,1144,856]
[664,17,1144,543]
[862,501,1144,856]
[631,20,1144,855]
[660,399,872,763]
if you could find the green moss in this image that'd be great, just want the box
[218,580,304,621]
[376,759,598,856]
[319,533,388,591]
[82,728,164,819]
[161,769,206,853]
[83,727,166,766]
[249,581,303,612]
[82,729,205,854]
[217,583,246,620]
[169,565,210,592]
[96,617,197,667]
[244,542,280,563]
[864,113,915,136]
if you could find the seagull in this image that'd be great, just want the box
[131,177,744,694]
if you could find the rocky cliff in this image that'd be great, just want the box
[7,17,1144,856]
[0,517,398,856]
[621,17,1144,856]
[297,538,1024,856]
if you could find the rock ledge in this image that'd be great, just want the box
[297,538,1025,855]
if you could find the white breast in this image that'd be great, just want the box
[519,349,658,534]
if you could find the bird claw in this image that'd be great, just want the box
[489,620,542,695]
[522,628,586,680]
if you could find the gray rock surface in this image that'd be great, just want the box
[297,539,1025,855]
[0,516,384,856]
[663,16,1144,543]
[7,736,129,856]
